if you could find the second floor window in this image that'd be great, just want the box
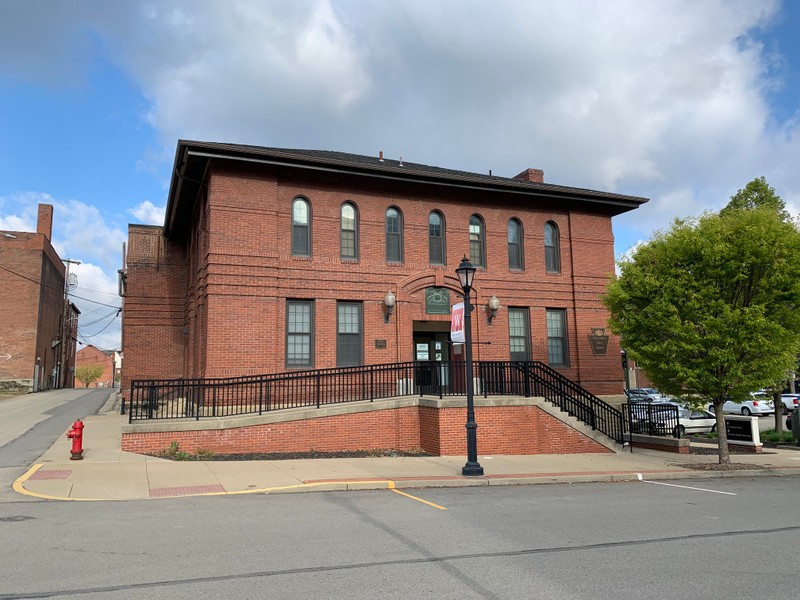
[386,207,403,263]
[429,211,445,265]
[292,198,311,256]
[340,203,358,260]
[545,221,561,273]
[508,218,523,270]
[469,215,486,267]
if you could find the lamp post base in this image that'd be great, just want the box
[462,462,484,477]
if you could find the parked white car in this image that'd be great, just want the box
[779,394,799,415]
[708,393,774,416]
[647,402,717,437]
[674,407,717,436]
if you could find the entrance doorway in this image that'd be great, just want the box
[412,321,463,393]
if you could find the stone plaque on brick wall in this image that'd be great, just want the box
[425,288,450,314]
[588,328,609,355]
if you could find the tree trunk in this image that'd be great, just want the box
[774,390,784,435]
[713,397,730,465]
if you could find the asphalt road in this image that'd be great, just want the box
[0,389,112,502]
[1,477,798,599]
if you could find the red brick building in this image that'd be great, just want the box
[75,344,117,388]
[121,141,647,397]
[0,204,79,394]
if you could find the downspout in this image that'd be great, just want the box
[567,212,582,383]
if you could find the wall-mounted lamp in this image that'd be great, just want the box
[486,294,500,324]
[384,291,396,323]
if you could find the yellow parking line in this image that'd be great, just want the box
[391,488,447,510]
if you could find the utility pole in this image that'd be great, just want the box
[59,259,80,388]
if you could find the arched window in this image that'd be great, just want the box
[292,198,311,256]
[544,221,560,273]
[428,211,446,265]
[469,215,486,267]
[340,202,358,260]
[508,218,524,270]
[386,207,403,263]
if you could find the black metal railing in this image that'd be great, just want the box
[503,362,625,444]
[126,360,625,445]
[623,402,681,439]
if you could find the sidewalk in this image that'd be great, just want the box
[14,403,800,501]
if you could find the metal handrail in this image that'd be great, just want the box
[126,360,625,445]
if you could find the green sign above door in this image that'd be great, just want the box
[425,287,450,314]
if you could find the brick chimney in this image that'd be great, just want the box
[513,168,544,183]
[37,204,53,241]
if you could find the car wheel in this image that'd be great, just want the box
[674,425,685,438]
[742,407,751,416]
[782,405,788,415]
[710,424,717,433]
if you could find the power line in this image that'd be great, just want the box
[68,291,121,309]
[79,308,120,328]
[0,261,121,309]
[79,311,120,339]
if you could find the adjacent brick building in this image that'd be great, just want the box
[121,141,647,398]
[0,204,79,394]
[75,344,118,388]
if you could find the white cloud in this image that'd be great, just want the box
[70,262,122,351]
[85,0,796,228]
[0,194,41,232]
[3,0,800,350]
[0,192,125,350]
[129,201,165,225]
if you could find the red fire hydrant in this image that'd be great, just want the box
[66,420,84,460]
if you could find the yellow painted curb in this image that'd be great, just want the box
[13,464,108,502]
[12,464,399,501]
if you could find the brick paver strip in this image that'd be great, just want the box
[29,469,72,480]
[149,484,225,498]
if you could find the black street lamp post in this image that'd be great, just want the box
[456,256,484,476]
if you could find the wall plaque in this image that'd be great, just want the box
[375,339,387,349]
[425,287,450,314]
[588,328,609,355]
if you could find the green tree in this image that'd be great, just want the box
[720,176,790,222]
[604,204,800,465]
[75,364,104,388]
[721,176,793,433]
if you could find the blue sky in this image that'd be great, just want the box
[1,0,799,351]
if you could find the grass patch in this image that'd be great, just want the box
[761,430,795,443]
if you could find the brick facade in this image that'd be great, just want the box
[121,398,612,456]
[122,142,647,403]
[75,344,117,388]
[0,204,77,393]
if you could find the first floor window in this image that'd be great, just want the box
[286,300,313,367]
[337,301,363,367]
[546,309,568,366]
[508,307,530,362]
